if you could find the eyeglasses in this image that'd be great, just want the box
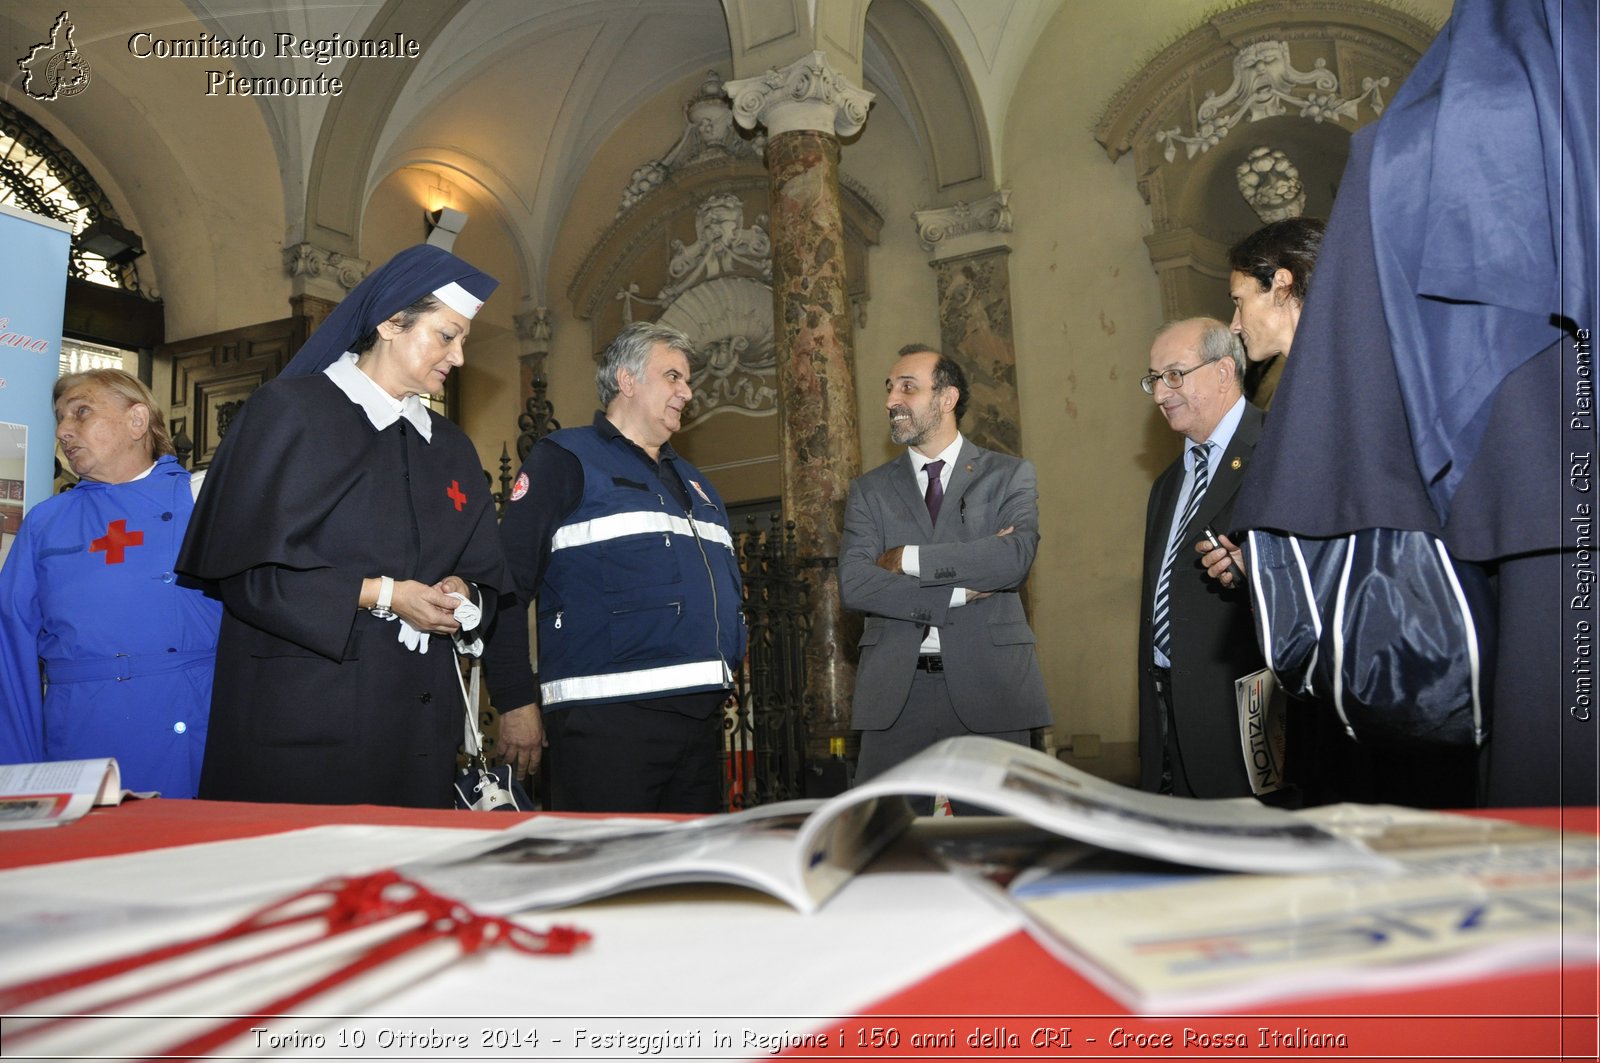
[1139,359,1217,394]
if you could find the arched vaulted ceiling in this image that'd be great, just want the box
[4,0,1059,313]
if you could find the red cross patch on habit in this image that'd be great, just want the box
[90,519,144,564]
[446,480,467,512]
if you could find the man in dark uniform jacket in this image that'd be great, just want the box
[1137,318,1265,798]
[486,322,744,813]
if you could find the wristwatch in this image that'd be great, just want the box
[370,576,396,620]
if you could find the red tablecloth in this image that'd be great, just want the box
[3,800,1596,1061]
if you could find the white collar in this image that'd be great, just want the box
[324,352,433,441]
[909,431,964,475]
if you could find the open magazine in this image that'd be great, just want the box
[405,735,1392,915]
[0,758,129,830]
[925,804,1599,1012]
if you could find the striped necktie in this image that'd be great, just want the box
[1152,444,1211,660]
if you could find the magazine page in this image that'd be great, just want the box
[1235,667,1286,795]
[0,759,123,830]
[795,735,1393,878]
[993,806,1598,1012]
[404,797,908,914]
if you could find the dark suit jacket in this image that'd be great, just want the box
[1137,402,1266,797]
[840,439,1050,732]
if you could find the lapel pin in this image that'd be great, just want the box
[1231,457,1242,470]
[965,463,973,472]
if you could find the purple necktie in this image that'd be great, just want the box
[923,459,945,524]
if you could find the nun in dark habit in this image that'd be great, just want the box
[178,244,512,807]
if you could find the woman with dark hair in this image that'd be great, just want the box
[1201,216,1327,587]
[1226,216,1326,364]
[0,369,220,796]
[178,244,511,807]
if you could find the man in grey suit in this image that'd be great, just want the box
[1137,318,1265,798]
[840,345,1051,790]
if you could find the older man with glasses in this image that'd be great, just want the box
[1135,317,1266,799]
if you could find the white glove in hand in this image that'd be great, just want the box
[448,591,484,656]
[447,591,481,629]
[397,618,430,654]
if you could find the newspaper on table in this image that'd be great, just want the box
[924,804,1599,1012]
[0,758,130,830]
[405,734,1393,915]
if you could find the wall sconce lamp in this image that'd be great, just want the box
[426,207,468,251]
[78,218,145,264]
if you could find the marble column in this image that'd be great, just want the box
[913,190,1023,457]
[727,53,873,750]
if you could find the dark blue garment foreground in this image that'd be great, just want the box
[1370,0,1596,523]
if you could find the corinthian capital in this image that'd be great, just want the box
[725,51,874,138]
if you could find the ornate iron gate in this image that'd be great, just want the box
[723,515,811,810]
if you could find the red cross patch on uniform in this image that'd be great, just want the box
[510,472,529,502]
[446,480,467,512]
[90,519,144,564]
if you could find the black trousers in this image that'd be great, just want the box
[542,695,724,813]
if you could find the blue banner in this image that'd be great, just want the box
[0,202,71,522]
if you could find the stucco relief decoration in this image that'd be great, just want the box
[515,306,553,376]
[1156,40,1389,163]
[1236,146,1306,221]
[658,278,777,426]
[283,242,367,290]
[617,71,764,216]
[913,189,1012,252]
[662,192,772,299]
[611,192,776,426]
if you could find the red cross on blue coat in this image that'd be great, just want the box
[90,519,144,564]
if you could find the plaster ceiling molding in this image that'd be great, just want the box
[617,71,766,216]
[657,276,778,426]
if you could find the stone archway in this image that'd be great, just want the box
[1094,0,1437,331]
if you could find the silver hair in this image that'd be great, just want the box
[596,321,697,407]
[1154,317,1246,383]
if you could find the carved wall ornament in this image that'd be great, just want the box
[655,276,777,427]
[1236,146,1306,221]
[514,307,552,352]
[1092,1,1435,323]
[912,188,1012,252]
[282,242,367,290]
[725,51,874,139]
[617,71,765,216]
[1156,40,1388,163]
[661,192,773,300]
